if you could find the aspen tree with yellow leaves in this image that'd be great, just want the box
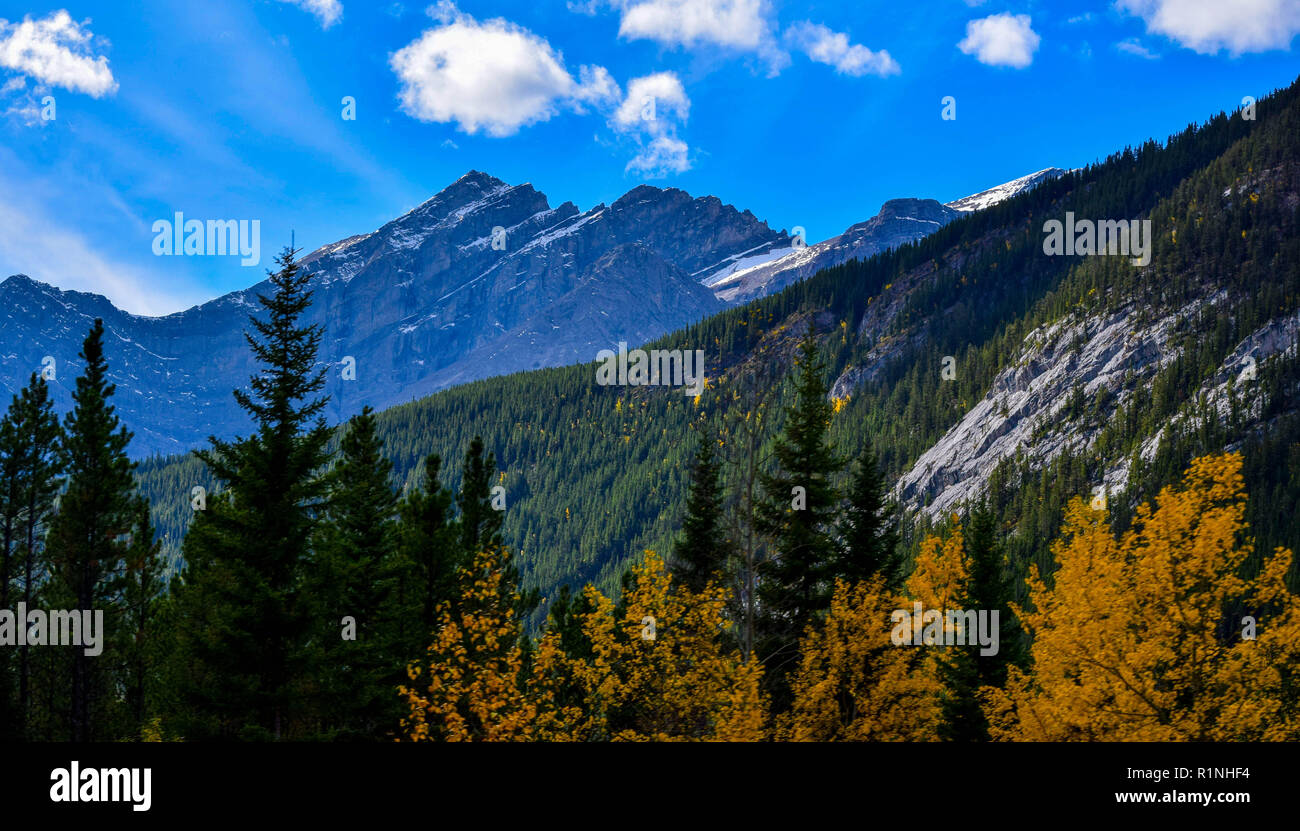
[529,553,766,741]
[777,577,942,741]
[398,545,534,742]
[985,453,1300,741]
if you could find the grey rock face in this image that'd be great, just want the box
[0,171,780,457]
[709,198,963,304]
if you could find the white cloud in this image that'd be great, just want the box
[579,0,787,72]
[618,0,768,50]
[572,64,621,109]
[627,135,689,177]
[0,10,116,96]
[278,0,343,28]
[611,73,691,178]
[440,138,458,149]
[1117,0,1300,55]
[958,13,1040,68]
[784,21,900,77]
[1116,37,1160,58]
[612,72,689,130]
[390,4,618,136]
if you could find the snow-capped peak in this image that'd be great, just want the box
[944,167,1067,213]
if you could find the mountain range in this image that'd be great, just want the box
[1,167,1057,457]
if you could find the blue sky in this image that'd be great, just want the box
[1,0,1298,315]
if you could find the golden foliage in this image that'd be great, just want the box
[777,578,943,741]
[531,552,766,741]
[907,525,968,614]
[986,453,1300,741]
[398,545,534,742]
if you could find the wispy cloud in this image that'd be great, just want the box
[785,21,900,77]
[1116,38,1160,59]
[612,72,691,177]
[0,150,206,316]
[277,0,343,29]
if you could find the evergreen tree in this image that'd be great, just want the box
[122,497,166,733]
[457,436,502,554]
[0,394,24,740]
[835,440,902,591]
[755,324,840,704]
[939,499,1024,741]
[456,436,538,624]
[672,441,731,594]
[15,375,62,733]
[171,246,331,740]
[396,452,461,637]
[0,392,24,610]
[45,321,134,742]
[313,406,403,740]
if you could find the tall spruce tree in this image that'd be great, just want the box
[171,246,331,740]
[835,441,902,591]
[755,324,840,706]
[938,499,1025,741]
[0,393,24,611]
[45,321,133,742]
[672,440,731,594]
[16,374,63,731]
[0,393,24,739]
[458,436,502,554]
[456,436,537,623]
[122,496,166,733]
[313,406,403,740]
[396,453,461,637]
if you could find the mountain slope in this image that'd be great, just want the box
[136,76,1300,614]
[1,172,784,456]
[709,198,963,303]
[944,167,1068,212]
[4,167,1054,457]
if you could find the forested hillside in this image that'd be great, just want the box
[135,77,1300,627]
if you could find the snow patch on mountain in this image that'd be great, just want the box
[945,168,1068,213]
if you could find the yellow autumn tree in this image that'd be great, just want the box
[530,552,766,741]
[907,525,969,620]
[777,576,944,741]
[986,452,1300,741]
[398,545,534,742]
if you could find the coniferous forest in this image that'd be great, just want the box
[3,73,1300,748]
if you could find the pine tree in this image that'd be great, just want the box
[755,324,840,705]
[835,440,902,591]
[171,246,331,740]
[396,453,461,637]
[0,377,64,738]
[0,393,23,611]
[313,405,403,740]
[457,436,502,555]
[937,500,1023,741]
[122,497,166,733]
[456,436,538,625]
[45,321,134,742]
[0,393,24,740]
[672,440,730,594]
